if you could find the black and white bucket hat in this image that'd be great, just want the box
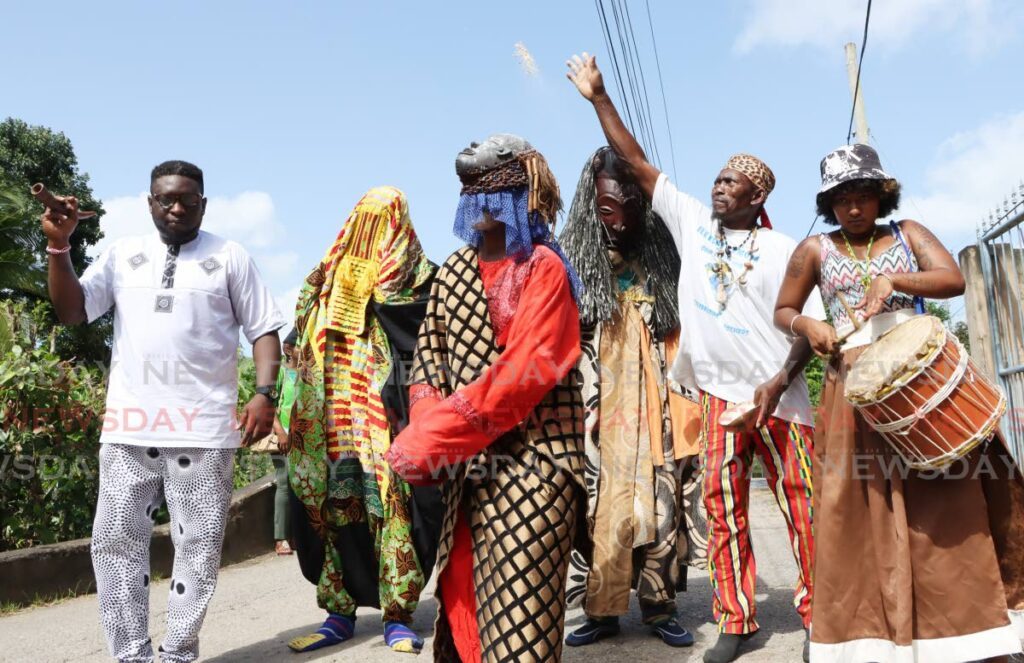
[819,143,893,193]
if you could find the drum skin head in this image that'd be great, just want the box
[845,316,945,402]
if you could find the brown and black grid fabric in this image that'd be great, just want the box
[410,246,585,662]
[470,449,577,661]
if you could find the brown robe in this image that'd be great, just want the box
[811,345,1024,661]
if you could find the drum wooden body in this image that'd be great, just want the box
[844,316,1005,470]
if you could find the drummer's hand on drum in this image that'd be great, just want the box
[803,319,840,357]
[853,274,894,321]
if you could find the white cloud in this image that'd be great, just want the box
[92,189,305,331]
[91,190,283,257]
[903,111,1024,248]
[93,192,150,255]
[202,191,280,250]
[258,250,300,281]
[734,0,1017,56]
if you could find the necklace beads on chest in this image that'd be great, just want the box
[839,228,878,289]
[714,222,758,310]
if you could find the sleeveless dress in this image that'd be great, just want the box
[818,230,918,348]
[810,225,1024,662]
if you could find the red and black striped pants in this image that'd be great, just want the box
[700,392,814,634]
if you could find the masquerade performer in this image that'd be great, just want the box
[559,147,706,648]
[42,160,286,663]
[385,134,585,663]
[567,53,823,663]
[775,144,1024,662]
[286,186,440,654]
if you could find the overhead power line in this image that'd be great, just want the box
[846,0,874,144]
[644,0,677,180]
[807,0,875,238]
[595,0,638,140]
[622,0,662,168]
[594,0,676,171]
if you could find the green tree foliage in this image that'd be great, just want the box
[926,301,971,352]
[0,118,112,363]
[0,187,46,296]
[805,355,825,407]
[0,118,104,265]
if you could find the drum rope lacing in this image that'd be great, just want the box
[859,333,1007,468]
[868,340,969,434]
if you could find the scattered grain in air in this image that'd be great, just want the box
[514,42,538,76]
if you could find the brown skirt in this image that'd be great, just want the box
[810,346,1024,662]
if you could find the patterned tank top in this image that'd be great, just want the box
[819,226,919,329]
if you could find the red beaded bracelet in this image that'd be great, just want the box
[46,244,72,255]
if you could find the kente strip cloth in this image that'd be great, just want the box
[565,284,707,618]
[397,246,585,662]
[288,186,433,619]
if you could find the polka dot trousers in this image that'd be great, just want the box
[91,443,235,663]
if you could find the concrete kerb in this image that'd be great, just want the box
[0,472,277,607]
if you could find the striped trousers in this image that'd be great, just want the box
[700,392,814,634]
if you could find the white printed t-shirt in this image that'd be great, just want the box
[652,174,825,426]
[81,230,286,448]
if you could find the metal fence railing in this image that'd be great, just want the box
[977,181,1024,463]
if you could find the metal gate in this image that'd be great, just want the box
[977,183,1024,462]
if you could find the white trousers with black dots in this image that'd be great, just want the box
[91,443,235,663]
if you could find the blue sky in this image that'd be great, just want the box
[3,0,1023,322]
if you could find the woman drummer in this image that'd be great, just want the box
[774,143,1024,662]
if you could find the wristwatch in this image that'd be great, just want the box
[255,385,279,406]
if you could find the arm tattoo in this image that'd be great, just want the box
[910,222,942,271]
[786,241,813,279]
[901,273,926,290]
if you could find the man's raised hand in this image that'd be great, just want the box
[566,52,605,101]
[40,195,80,249]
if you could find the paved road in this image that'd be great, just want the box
[0,485,805,662]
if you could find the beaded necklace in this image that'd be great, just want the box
[839,228,879,288]
[712,222,758,310]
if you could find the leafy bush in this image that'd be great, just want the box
[232,355,273,489]
[0,302,106,551]
[805,355,825,407]
[0,302,272,550]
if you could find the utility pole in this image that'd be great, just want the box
[845,42,870,144]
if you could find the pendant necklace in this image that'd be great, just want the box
[839,228,877,289]
[714,222,758,309]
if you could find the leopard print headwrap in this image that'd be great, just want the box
[724,153,775,196]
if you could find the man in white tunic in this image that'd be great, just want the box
[41,160,286,663]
